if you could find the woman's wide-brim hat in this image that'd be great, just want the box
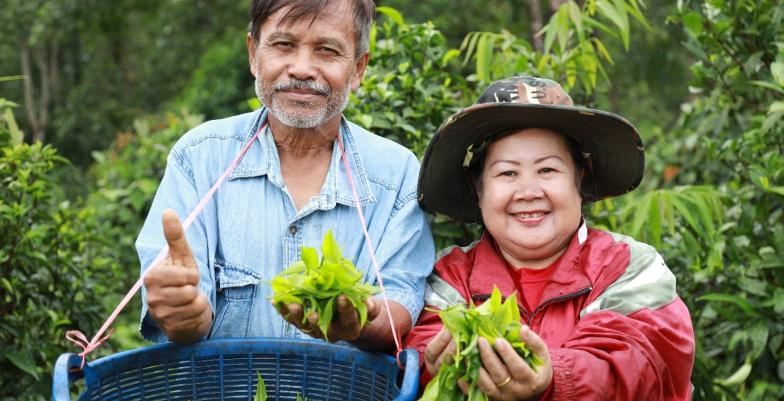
[418,75,645,223]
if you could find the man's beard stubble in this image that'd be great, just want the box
[255,75,350,129]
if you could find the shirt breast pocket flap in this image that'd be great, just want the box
[216,261,260,301]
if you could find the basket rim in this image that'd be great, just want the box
[84,337,399,378]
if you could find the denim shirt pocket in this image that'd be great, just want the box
[210,260,260,338]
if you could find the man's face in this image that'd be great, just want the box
[247,0,368,129]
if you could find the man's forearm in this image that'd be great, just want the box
[354,300,412,351]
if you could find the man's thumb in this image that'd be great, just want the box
[162,209,196,269]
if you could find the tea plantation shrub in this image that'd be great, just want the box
[0,138,110,400]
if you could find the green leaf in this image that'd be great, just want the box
[567,2,584,43]
[761,291,784,314]
[596,0,629,49]
[750,80,784,95]
[247,97,262,110]
[623,0,651,30]
[769,101,784,115]
[3,351,39,380]
[648,191,662,247]
[669,193,700,233]
[682,12,703,37]
[0,75,24,82]
[354,114,372,129]
[555,5,570,52]
[255,371,267,401]
[321,230,340,263]
[591,37,613,63]
[301,247,319,269]
[3,108,23,145]
[698,293,760,317]
[624,191,653,239]
[376,6,404,26]
[543,16,558,54]
[771,61,784,86]
[460,32,481,65]
[475,34,493,82]
[716,362,752,387]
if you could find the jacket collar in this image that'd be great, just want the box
[227,108,375,209]
[468,219,592,310]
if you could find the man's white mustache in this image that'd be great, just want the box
[273,80,330,97]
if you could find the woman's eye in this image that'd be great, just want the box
[499,170,516,177]
[539,167,556,174]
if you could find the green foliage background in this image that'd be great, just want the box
[0,1,782,400]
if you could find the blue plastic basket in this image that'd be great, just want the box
[52,338,419,401]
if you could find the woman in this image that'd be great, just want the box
[406,76,695,401]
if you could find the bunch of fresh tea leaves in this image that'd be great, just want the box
[419,287,543,401]
[270,230,379,339]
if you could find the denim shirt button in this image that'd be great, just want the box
[288,225,298,235]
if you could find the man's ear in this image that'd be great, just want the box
[350,52,370,91]
[246,33,258,77]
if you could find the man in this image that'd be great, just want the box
[137,0,434,351]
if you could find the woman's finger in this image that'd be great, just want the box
[494,337,533,381]
[518,325,551,368]
[477,337,511,385]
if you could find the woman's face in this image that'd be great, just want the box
[478,128,582,269]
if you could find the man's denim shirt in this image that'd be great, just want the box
[136,108,435,342]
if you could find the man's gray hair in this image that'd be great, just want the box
[249,0,375,57]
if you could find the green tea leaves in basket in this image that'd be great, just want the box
[419,287,543,401]
[270,230,379,339]
[255,372,308,401]
[255,372,267,401]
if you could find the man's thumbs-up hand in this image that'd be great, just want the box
[144,209,212,344]
[162,210,197,270]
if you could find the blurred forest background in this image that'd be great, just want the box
[1,1,783,400]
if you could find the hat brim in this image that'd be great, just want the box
[418,103,644,223]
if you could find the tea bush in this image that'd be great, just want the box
[592,1,784,399]
[0,102,111,400]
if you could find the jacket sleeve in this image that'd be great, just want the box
[403,261,472,386]
[403,307,444,385]
[549,299,694,401]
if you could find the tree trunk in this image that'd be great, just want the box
[19,39,53,143]
[549,0,568,12]
[529,0,544,51]
[33,44,50,143]
[20,41,39,143]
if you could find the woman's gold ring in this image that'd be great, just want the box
[497,375,512,388]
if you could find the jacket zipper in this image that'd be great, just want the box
[524,285,592,326]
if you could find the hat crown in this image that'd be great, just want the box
[477,76,574,107]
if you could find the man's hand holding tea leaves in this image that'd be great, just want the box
[270,230,380,341]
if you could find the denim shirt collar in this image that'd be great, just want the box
[227,108,376,209]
